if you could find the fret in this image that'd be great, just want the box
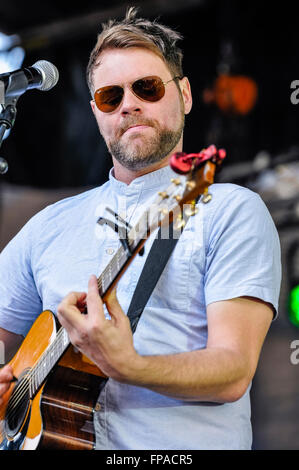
[108,261,111,284]
[101,272,105,294]
[116,248,120,271]
[37,364,41,390]
[61,328,69,349]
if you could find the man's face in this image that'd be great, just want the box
[90,47,192,172]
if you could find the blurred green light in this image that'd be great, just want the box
[288,285,299,327]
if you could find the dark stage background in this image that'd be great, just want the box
[1,0,299,450]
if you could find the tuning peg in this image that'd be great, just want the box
[202,188,212,204]
[184,200,199,216]
[173,213,186,230]
[186,181,196,190]
[171,178,181,185]
[158,191,169,199]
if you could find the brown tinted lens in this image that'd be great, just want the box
[94,85,124,112]
[132,76,165,102]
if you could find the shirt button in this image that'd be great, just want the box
[106,248,115,255]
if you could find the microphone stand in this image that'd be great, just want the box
[0,103,17,175]
[0,77,19,174]
[0,102,17,147]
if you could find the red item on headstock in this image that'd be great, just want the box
[170,145,226,175]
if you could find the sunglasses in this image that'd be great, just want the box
[94,75,182,113]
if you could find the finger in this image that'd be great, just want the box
[57,291,87,329]
[86,275,105,321]
[0,383,11,405]
[105,288,126,324]
[77,292,87,312]
[0,364,14,382]
[0,381,11,396]
[61,291,87,309]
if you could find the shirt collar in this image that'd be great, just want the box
[108,165,177,195]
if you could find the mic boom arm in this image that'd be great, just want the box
[0,60,59,160]
[0,79,21,153]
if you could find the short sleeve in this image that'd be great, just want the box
[0,216,43,336]
[204,188,281,317]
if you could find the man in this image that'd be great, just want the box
[0,8,281,449]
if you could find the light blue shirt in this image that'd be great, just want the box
[0,165,281,450]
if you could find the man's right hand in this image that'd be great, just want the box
[0,364,14,405]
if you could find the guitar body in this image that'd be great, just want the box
[0,310,106,450]
[39,366,105,450]
[0,310,55,450]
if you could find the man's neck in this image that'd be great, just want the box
[112,156,171,185]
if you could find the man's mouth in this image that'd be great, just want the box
[124,124,151,134]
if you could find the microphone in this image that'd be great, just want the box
[0,60,59,99]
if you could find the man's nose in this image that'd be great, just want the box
[119,87,142,115]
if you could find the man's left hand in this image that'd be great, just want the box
[57,275,139,381]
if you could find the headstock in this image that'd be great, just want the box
[147,144,226,230]
[120,144,227,244]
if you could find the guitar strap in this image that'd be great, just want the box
[126,199,199,333]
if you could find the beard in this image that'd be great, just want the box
[106,114,185,171]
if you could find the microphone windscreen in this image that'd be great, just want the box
[32,60,59,91]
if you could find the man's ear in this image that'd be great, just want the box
[179,77,193,115]
[90,100,96,115]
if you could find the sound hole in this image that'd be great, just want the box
[4,371,31,438]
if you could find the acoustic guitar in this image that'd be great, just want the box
[0,145,226,450]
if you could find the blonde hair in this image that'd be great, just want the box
[86,6,184,95]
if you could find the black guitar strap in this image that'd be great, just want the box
[126,204,197,333]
